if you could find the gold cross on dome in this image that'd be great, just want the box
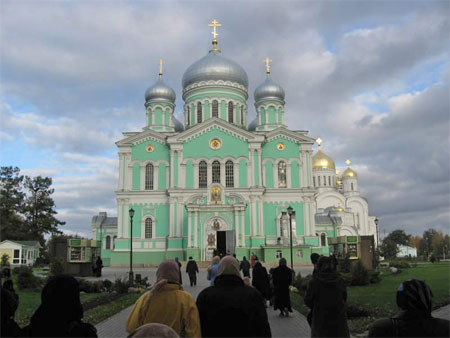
[158,59,164,77]
[208,19,221,40]
[316,137,322,146]
[264,57,272,74]
[345,159,351,166]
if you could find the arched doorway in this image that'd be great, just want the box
[204,217,234,261]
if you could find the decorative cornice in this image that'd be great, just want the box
[183,80,248,97]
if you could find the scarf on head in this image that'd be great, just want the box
[217,255,240,277]
[128,323,179,338]
[397,279,433,313]
[207,256,220,271]
[279,258,287,266]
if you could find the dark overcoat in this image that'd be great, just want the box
[272,265,293,312]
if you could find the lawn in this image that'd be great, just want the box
[291,262,450,334]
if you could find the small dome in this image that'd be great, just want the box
[173,116,184,132]
[145,78,176,103]
[182,49,248,89]
[248,117,258,131]
[342,167,357,179]
[335,205,345,212]
[254,75,285,102]
[312,149,336,169]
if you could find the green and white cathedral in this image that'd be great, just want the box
[92,25,378,266]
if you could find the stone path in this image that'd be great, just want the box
[95,267,312,337]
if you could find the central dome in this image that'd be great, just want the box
[182,50,248,89]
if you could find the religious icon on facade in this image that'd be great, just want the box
[211,185,221,203]
[212,219,220,230]
[146,144,154,152]
[209,138,222,150]
[277,143,285,150]
[207,233,216,246]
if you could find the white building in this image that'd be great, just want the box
[0,240,41,266]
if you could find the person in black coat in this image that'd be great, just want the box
[368,279,449,337]
[174,257,182,285]
[1,283,22,338]
[304,256,349,337]
[196,256,271,337]
[272,258,293,317]
[95,256,103,277]
[239,256,251,277]
[252,261,271,302]
[27,274,97,337]
[185,256,199,287]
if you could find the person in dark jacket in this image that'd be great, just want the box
[196,256,271,337]
[368,279,449,337]
[1,283,22,337]
[272,258,293,317]
[27,274,97,337]
[240,256,251,277]
[310,253,320,276]
[95,256,103,277]
[185,256,199,287]
[252,261,271,303]
[174,257,182,285]
[304,256,349,337]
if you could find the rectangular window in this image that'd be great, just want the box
[14,249,19,258]
[225,161,234,187]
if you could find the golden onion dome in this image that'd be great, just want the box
[312,149,336,170]
[335,205,345,212]
[342,167,357,179]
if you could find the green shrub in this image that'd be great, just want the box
[50,257,65,276]
[350,260,370,286]
[77,279,102,293]
[347,303,371,318]
[102,279,113,291]
[368,270,382,284]
[113,278,129,294]
[1,254,10,267]
[338,254,352,273]
[17,266,41,290]
[389,260,411,269]
[292,272,303,291]
[13,266,31,275]
[340,272,353,286]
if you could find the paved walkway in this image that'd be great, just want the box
[95,268,312,338]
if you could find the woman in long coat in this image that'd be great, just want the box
[272,258,293,316]
[304,256,349,337]
[252,261,271,302]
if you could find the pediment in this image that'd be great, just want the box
[116,128,167,147]
[265,127,315,144]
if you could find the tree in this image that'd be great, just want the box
[421,229,438,258]
[380,238,399,260]
[22,176,65,244]
[409,235,422,250]
[385,229,411,246]
[0,166,26,241]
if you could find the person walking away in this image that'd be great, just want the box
[272,258,293,317]
[250,253,256,268]
[240,256,251,277]
[207,256,220,286]
[310,253,320,276]
[252,261,271,306]
[27,275,97,337]
[304,256,349,337]
[174,257,182,285]
[196,256,271,337]
[368,279,449,337]
[1,283,22,337]
[126,259,201,337]
[186,256,199,287]
[127,323,179,338]
[95,256,103,277]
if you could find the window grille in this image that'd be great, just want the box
[145,218,153,238]
[228,102,234,123]
[199,161,207,188]
[212,100,219,117]
[105,236,111,249]
[197,102,202,123]
[212,160,221,183]
[225,160,234,187]
[278,161,287,188]
[321,233,327,246]
[145,163,154,190]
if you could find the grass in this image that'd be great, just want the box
[83,293,141,325]
[291,262,450,334]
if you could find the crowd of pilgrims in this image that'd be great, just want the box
[1,253,449,338]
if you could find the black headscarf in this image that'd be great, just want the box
[29,275,84,337]
[396,279,433,314]
[317,256,336,273]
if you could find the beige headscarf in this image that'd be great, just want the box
[207,256,220,271]
[217,255,241,277]
[128,323,179,338]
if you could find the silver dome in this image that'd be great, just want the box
[254,75,285,102]
[182,50,248,89]
[173,116,184,132]
[145,78,176,103]
[248,117,258,131]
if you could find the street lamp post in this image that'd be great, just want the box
[129,208,135,285]
[375,217,379,247]
[287,206,295,273]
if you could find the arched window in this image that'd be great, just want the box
[197,102,202,123]
[321,233,327,246]
[212,100,219,117]
[351,182,354,191]
[313,176,316,187]
[323,175,326,186]
[145,218,153,239]
[145,164,154,190]
[113,236,117,249]
[328,176,331,186]
[278,161,287,188]
[240,106,244,125]
[228,102,234,123]
[225,160,234,187]
[187,106,190,125]
[199,161,207,188]
[212,160,221,183]
[105,236,111,249]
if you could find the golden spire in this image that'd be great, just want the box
[208,19,222,50]
[158,59,164,78]
[316,137,322,149]
[335,168,340,175]
[345,159,351,166]
[264,57,272,74]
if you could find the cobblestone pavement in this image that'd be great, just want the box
[95,267,312,338]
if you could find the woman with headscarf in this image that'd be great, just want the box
[174,257,182,285]
[126,259,201,338]
[207,256,220,286]
[252,261,271,303]
[304,256,349,337]
[368,279,449,337]
[127,323,179,338]
[272,258,293,317]
[196,256,271,337]
[28,275,97,337]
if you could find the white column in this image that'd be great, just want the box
[166,166,170,189]
[123,202,130,238]
[188,210,192,247]
[194,163,199,188]
[169,201,174,237]
[154,165,159,190]
[117,201,123,238]
[118,153,124,190]
[301,151,307,188]
[249,149,254,186]
[259,199,264,235]
[240,210,245,246]
[170,150,175,188]
[257,149,262,187]
[303,202,309,236]
[251,198,257,236]
[207,164,212,186]
[287,162,292,188]
[220,162,225,186]
[274,162,279,188]
[194,210,199,248]
[233,162,239,188]
[140,165,145,190]
[180,163,186,188]
[177,201,182,238]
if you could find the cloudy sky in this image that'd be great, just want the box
[1,1,449,238]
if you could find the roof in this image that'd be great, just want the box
[315,214,342,226]
[91,215,117,227]
[0,240,41,248]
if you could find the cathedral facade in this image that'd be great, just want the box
[92,23,378,265]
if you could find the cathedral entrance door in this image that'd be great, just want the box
[216,230,235,257]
